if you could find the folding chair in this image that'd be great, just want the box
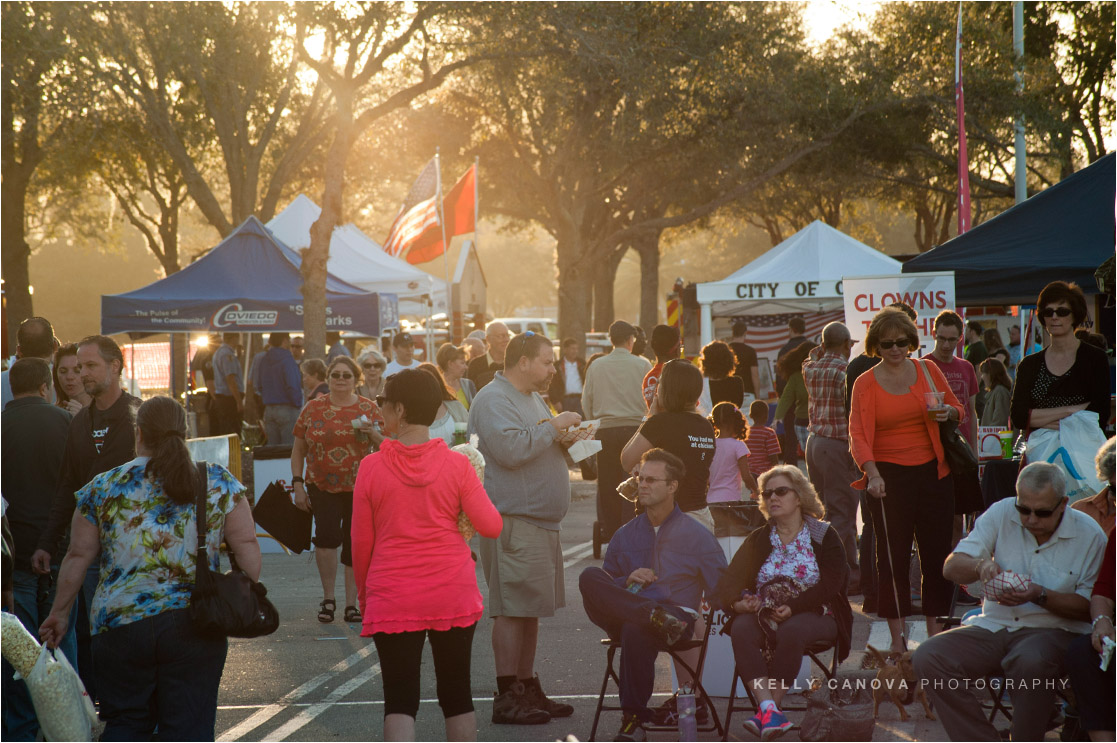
[588,608,725,741]
[722,639,839,741]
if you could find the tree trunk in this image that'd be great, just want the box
[304,95,355,359]
[1,178,33,352]
[556,239,594,356]
[592,248,626,331]
[634,230,661,335]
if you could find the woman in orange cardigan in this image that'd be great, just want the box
[849,308,963,653]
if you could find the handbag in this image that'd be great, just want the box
[189,462,280,638]
[918,360,979,477]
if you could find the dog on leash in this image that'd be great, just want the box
[866,645,935,721]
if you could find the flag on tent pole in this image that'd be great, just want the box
[404,164,477,265]
[955,3,972,235]
[384,158,440,259]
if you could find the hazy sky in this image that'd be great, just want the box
[802,0,881,45]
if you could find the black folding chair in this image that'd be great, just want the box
[588,608,725,741]
[722,639,839,741]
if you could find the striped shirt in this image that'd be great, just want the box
[744,425,781,476]
[802,347,850,439]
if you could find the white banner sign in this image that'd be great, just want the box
[842,272,956,356]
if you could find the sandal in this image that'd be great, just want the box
[318,599,336,623]
[343,605,362,623]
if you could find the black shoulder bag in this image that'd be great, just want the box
[189,462,279,638]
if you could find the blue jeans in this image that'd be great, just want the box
[579,567,695,719]
[2,569,79,742]
[92,608,228,741]
[263,404,299,446]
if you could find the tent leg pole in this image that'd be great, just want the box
[700,302,713,349]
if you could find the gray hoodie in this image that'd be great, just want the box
[467,372,570,530]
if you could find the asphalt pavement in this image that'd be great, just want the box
[213,470,1055,742]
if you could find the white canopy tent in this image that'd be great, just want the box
[267,194,449,318]
[695,220,902,344]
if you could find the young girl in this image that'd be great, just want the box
[978,357,1012,427]
[744,399,781,479]
[707,403,759,501]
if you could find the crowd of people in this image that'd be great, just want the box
[2,277,1114,742]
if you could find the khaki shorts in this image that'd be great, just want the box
[479,516,565,618]
[685,506,715,535]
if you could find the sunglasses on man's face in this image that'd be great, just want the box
[1014,502,1060,518]
[1039,307,1073,319]
[877,339,910,350]
[329,372,354,380]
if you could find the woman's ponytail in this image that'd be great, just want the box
[137,396,198,505]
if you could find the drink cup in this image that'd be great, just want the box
[998,431,1015,460]
[924,391,945,410]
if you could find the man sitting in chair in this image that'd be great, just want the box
[913,462,1107,741]
[579,448,727,742]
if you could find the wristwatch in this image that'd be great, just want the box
[1035,587,1048,606]
[292,476,304,485]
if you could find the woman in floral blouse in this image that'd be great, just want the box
[40,396,260,741]
[714,465,851,741]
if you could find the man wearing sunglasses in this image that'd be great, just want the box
[579,448,726,742]
[913,462,1107,742]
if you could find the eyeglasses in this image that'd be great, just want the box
[877,339,910,350]
[760,485,798,500]
[1039,307,1073,318]
[1014,502,1060,518]
[362,362,384,370]
[510,330,536,361]
[935,335,961,344]
[636,476,674,485]
[375,395,389,407]
[329,372,354,380]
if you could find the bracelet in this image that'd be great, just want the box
[1092,615,1114,629]
[291,476,304,484]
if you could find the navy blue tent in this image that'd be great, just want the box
[903,153,1115,305]
[102,216,399,335]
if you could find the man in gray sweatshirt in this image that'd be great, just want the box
[468,331,582,726]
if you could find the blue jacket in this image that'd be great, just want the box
[603,505,727,612]
[258,346,303,407]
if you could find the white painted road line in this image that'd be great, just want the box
[563,544,595,569]
[218,644,376,741]
[219,691,633,712]
[270,663,383,741]
[562,540,593,558]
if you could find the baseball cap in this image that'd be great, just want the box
[393,332,414,347]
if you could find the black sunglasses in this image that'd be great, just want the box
[877,339,910,350]
[1014,502,1060,518]
[1039,307,1072,319]
[760,485,797,500]
[510,330,536,361]
[362,362,384,370]
[375,395,388,407]
[329,372,354,380]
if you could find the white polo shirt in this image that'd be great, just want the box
[954,497,1106,634]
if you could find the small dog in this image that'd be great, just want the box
[866,644,935,721]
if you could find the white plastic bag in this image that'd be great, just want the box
[1026,410,1107,503]
[25,644,97,742]
[1,610,41,679]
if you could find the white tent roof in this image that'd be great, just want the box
[696,220,902,316]
[267,195,448,317]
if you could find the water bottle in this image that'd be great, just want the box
[1012,433,1027,459]
[677,687,697,742]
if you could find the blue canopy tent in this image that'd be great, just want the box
[102,216,399,335]
[902,153,1115,305]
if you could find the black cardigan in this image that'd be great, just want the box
[714,517,853,664]
[1009,342,1110,432]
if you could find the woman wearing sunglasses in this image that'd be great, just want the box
[356,347,387,400]
[290,356,384,624]
[849,307,963,653]
[1010,281,1110,437]
[714,465,851,739]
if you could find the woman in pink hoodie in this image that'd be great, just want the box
[352,369,502,742]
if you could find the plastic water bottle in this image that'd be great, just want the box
[1012,433,1027,459]
[677,687,697,742]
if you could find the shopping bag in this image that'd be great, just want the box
[24,645,98,741]
[1025,411,1106,503]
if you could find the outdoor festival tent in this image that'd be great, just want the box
[267,194,449,318]
[902,153,1115,305]
[695,220,902,344]
[101,215,399,336]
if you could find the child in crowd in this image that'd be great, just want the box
[744,400,781,479]
[707,403,758,501]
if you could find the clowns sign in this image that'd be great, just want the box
[842,272,956,356]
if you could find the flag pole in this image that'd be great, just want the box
[436,148,454,345]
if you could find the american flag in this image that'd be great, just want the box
[740,309,845,354]
[384,158,441,258]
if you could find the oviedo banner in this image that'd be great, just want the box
[841,272,956,356]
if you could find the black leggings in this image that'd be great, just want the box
[371,624,477,719]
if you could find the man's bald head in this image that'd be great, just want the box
[821,322,852,350]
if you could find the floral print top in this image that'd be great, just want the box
[292,395,380,492]
[76,457,245,634]
[756,523,821,591]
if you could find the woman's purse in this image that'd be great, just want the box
[189,462,280,638]
[918,360,979,477]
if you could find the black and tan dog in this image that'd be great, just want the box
[866,645,935,721]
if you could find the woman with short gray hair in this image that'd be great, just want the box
[1071,436,1115,534]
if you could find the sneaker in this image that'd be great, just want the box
[614,713,647,741]
[742,711,764,737]
[648,606,688,646]
[760,707,793,741]
[491,681,550,725]
[648,695,709,726]
[520,675,573,718]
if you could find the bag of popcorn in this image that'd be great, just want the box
[1,611,41,680]
[25,644,98,741]
[452,435,487,541]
